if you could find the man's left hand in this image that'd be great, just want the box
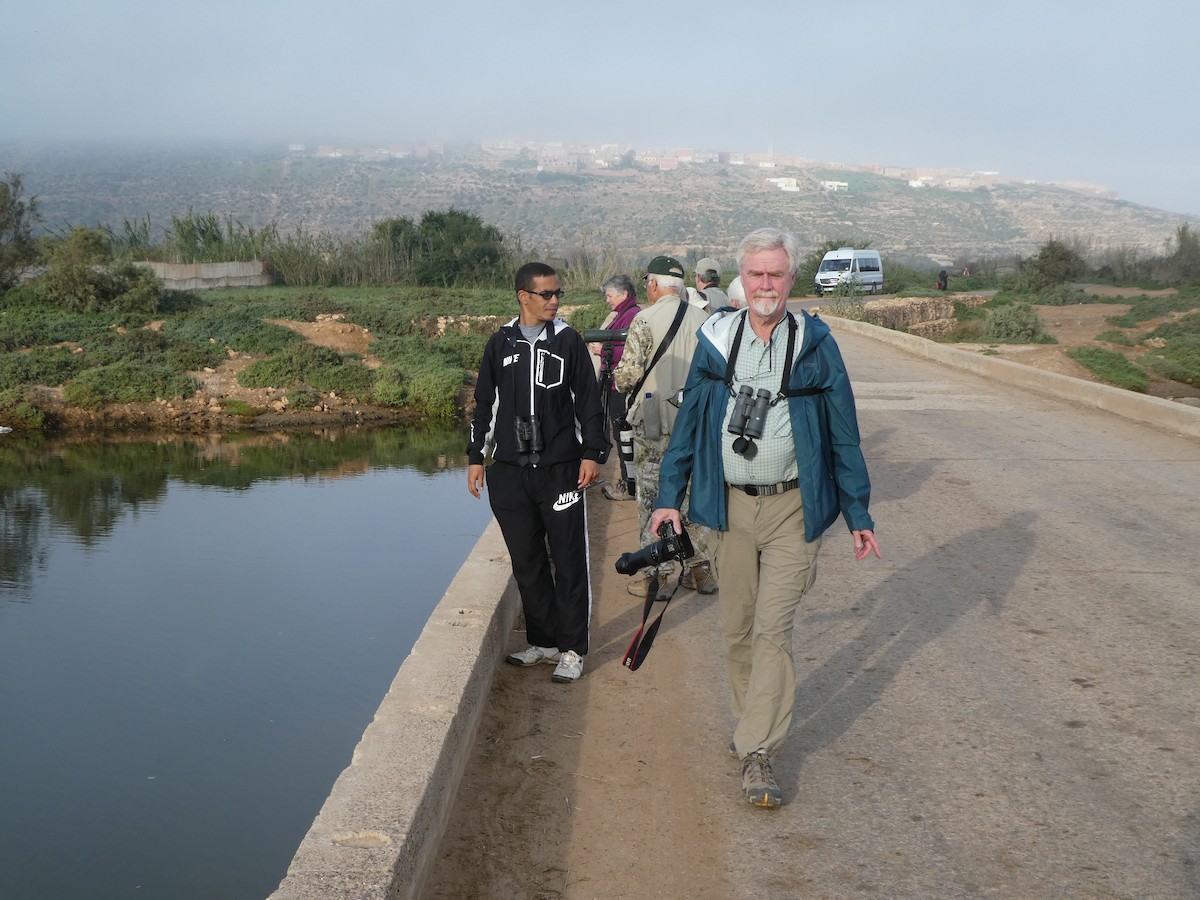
[853,529,881,560]
[577,459,599,489]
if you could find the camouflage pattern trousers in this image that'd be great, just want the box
[632,428,712,568]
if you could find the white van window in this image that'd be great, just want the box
[859,257,881,273]
[818,259,851,273]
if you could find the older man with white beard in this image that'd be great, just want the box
[649,227,881,809]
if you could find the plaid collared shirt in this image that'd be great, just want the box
[720,313,803,486]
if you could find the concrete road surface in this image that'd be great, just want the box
[697,326,1200,897]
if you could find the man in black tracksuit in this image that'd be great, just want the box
[467,262,606,683]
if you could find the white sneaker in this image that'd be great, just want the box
[551,650,584,683]
[505,645,561,666]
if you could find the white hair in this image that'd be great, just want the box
[650,274,685,296]
[727,276,746,307]
[736,227,802,276]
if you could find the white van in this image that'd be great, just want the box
[813,247,884,294]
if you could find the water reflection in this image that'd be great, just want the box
[0,425,472,591]
[0,424,494,900]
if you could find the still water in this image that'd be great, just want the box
[0,425,494,899]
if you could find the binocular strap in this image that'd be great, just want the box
[622,571,682,671]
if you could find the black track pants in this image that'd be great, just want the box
[486,460,592,655]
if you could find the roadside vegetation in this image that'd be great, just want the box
[3,167,1199,429]
[873,231,1200,392]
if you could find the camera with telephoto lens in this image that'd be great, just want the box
[727,385,773,459]
[581,327,629,343]
[514,415,544,465]
[614,520,695,576]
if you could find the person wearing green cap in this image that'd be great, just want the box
[613,255,718,600]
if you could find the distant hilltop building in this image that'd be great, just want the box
[821,180,849,192]
[767,177,800,192]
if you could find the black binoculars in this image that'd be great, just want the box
[726,385,772,459]
[514,415,544,465]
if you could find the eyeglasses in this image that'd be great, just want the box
[524,289,564,301]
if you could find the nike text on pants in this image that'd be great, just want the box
[486,459,592,655]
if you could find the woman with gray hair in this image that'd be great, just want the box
[589,274,641,499]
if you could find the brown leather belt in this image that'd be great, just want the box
[727,479,799,497]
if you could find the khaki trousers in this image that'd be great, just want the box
[712,486,821,758]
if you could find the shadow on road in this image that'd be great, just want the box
[785,511,1037,777]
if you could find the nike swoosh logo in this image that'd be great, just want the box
[552,492,581,511]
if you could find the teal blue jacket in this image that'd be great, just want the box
[655,308,874,542]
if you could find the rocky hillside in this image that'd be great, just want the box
[4,141,1195,265]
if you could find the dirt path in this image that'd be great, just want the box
[425,477,733,898]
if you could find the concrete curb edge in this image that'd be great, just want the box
[269,519,517,899]
[823,315,1200,439]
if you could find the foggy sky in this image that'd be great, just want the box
[5,0,1198,216]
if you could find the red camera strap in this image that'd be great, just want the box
[622,571,681,671]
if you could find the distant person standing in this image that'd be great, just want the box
[467,262,607,684]
[936,269,949,291]
[693,257,728,311]
[588,274,641,501]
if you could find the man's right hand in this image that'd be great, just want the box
[649,507,682,538]
[467,464,485,499]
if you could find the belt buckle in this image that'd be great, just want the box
[743,484,759,497]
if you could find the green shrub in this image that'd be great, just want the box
[78,328,219,371]
[368,333,469,417]
[0,345,87,386]
[427,331,490,370]
[1138,312,1200,386]
[1140,344,1200,388]
[218,399,264,421]
[1067,347,1148,391]
[981,303,1053,343]
[63,361,200,407]
[1036,283,1095,306]
[0,305,105,351]
[566,298,612,331]
[1105,288,1200,328]
[165,305,302,354]
[372,361,462,417]
[933,319,986,342]
[0,387,49,430]
[238,343,373,398]
[284,386,322,409]
[1095,329,1133,346]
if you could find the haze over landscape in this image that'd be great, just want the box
[5,0,1198,218]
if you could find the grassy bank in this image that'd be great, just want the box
[0,285,610,432]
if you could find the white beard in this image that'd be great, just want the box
[749,294,784,317]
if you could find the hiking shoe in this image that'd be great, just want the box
[654,572,676,602]
[551,650,584,683]
[505,645,561,667]
[681,562,718,595]
[728,741,739,759]
[741,751,783,808]
[626,569,676,601]
[602,481,634,501]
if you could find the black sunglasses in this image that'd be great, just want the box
[525,289,564,301]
